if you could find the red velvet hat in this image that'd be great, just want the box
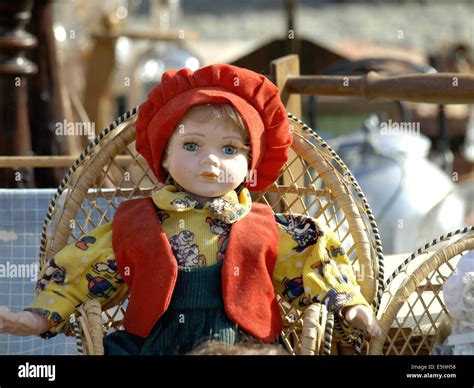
[135,64,292,191]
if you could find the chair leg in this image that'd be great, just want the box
[300,303,329,355]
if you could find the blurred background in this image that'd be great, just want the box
[0,0,472,253]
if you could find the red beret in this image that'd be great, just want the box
[135,64,292,191]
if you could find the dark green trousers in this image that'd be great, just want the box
[104,261,238,355]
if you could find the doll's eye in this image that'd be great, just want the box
[183,143,199,152]
[223,145,237,155]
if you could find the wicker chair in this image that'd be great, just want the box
[369,227,474,355]
[38,108,384,355]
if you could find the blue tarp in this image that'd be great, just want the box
[0,189,76,355]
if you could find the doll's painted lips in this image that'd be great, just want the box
[199,172,219,180]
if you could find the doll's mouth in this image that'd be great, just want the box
[199,172,219,180]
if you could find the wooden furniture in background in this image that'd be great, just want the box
[27,0,67,187]
[271,55,474,105]
[0,0,37,187]
[83,16,197,138]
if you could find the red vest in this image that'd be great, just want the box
[112,197,283,342]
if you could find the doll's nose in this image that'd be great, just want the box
[200,153,220,167]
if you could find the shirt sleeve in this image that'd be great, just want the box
[272,213,369,317]
[24,222,129,338]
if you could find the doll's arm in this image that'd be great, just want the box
[23,222,128,338]
[0,308,50,336]
[273,213,381,337]
[323,227,382,336]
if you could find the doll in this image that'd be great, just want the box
[0,64,380,354]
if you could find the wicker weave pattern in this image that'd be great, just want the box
[38,108,383,355]
[369,228,474,355]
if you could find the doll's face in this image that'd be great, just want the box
[162,114,249,198]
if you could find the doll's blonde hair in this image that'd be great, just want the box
[187,340,289,355]
[183,103,249,142]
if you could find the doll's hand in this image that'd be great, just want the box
[0,307,50,336]
[342,304,382,337]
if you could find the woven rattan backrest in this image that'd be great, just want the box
[38,108,384,344]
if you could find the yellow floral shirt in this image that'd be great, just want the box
[26,185,369,338]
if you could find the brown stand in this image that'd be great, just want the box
[0,0,37,187]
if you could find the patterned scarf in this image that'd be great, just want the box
[151,183,252,224]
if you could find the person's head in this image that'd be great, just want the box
[187,340,289,356]
[162,103,251,198]
[135,64,292,193]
